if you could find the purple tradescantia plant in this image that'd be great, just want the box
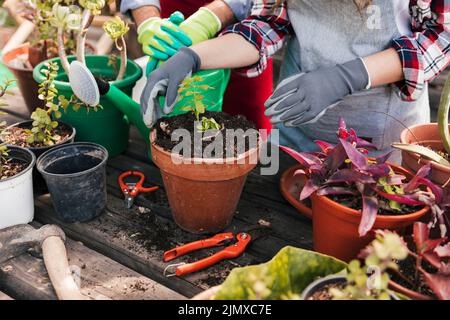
[281,118,445,237]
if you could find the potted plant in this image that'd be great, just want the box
[33,2,142,157]
[387,221,450,300]
[0,61,76,193]
[302,231,406,300]
[150,76,260,233]
[280,118,438,261]
[1,0,80,113]
[394,72,450,188]
[193,246,347,300]
[0,80,36,229]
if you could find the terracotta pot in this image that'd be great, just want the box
[279,164,313,219]
[388,280,433,300]
[2,44,40,114]
[400,123,450,188]
[150,130,259,234]
[311,164,429,262]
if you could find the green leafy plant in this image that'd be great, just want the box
[214,246,347,300]
[103,16,129,80]
[25,0,77,59]
[177,76,220,132]
[77,0,106,64]
[49,3,82,73]
[25,61,80,146]
[331,231,408,300]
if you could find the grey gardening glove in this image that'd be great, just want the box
[140,46,201,127]
[265,58,369,126]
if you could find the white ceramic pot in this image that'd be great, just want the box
[0,146,35,229]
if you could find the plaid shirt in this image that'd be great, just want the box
[221,0,450,101]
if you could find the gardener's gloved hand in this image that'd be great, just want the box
[265,58,369,126]
[137,14,192,60]
[140,47,201,127]
[143,9,222,74]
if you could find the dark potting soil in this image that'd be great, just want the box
[153,111,258,158]
[329,194,421,216]
[2,124,72,148]
[44,154,102,175]
[0,159,27,180]
[306,282,345,300]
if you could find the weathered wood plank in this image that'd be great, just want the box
[106,154,313,250]
[0,223,184,300]
[35,194,263,297]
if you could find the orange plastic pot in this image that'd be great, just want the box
[150,131,259,234]
[2,44,40,114]
[400,123,450,188]
[279,164,313,219]
[311,164,429,262]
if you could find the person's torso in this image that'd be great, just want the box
[160,0,210,19]
[278,0,429,158]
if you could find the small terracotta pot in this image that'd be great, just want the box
[311,164,429,262]
[150,130,259,234]
[400,123,450,189]
[279,164,313,219]
[2,44,40,114]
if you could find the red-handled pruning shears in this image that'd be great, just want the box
[118,171,159,208]
[162,226,270,277]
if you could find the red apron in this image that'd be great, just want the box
[160,0,273,131]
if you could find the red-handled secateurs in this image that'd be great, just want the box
[119,171,158,208]
[163,226,270,277]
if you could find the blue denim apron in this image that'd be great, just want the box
[277,0,430,162]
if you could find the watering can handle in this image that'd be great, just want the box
[146,11,185,76]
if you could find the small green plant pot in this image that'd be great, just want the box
[33,55,142,157]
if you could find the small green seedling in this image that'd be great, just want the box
[178,76,221,132]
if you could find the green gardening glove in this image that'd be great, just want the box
[137,12,192,61]
[145,9,222,75]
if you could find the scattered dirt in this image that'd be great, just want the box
[153,111,258,158]
[307,282,345,300]
[0,159,27,180]
[329,193,421,216]
[1,123,72,148]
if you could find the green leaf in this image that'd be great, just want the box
[214,247,347,300]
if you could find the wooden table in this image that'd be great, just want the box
[0,91,312,300]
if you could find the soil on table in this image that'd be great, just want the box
[306,282,345,300]
[329,193,422,216]
[153,111,258,158]
[0,158,27,180]
[1,124,72,148]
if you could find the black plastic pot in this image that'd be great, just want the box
[36,142,108,223]
[301,275,400,300]
[0,120,76,194]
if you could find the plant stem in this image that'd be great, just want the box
[438,72,450,154]
[57,27,70,74]
[116,37,127,81]
[76,9,93,65]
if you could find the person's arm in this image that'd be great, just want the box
[132,5,161,27]
[390,0,450,101]
[193,0,291,77]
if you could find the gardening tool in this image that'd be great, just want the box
[68,60,151,148]
[0,224,87,300]
[118,170,159,208]
[162,226,270,277]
